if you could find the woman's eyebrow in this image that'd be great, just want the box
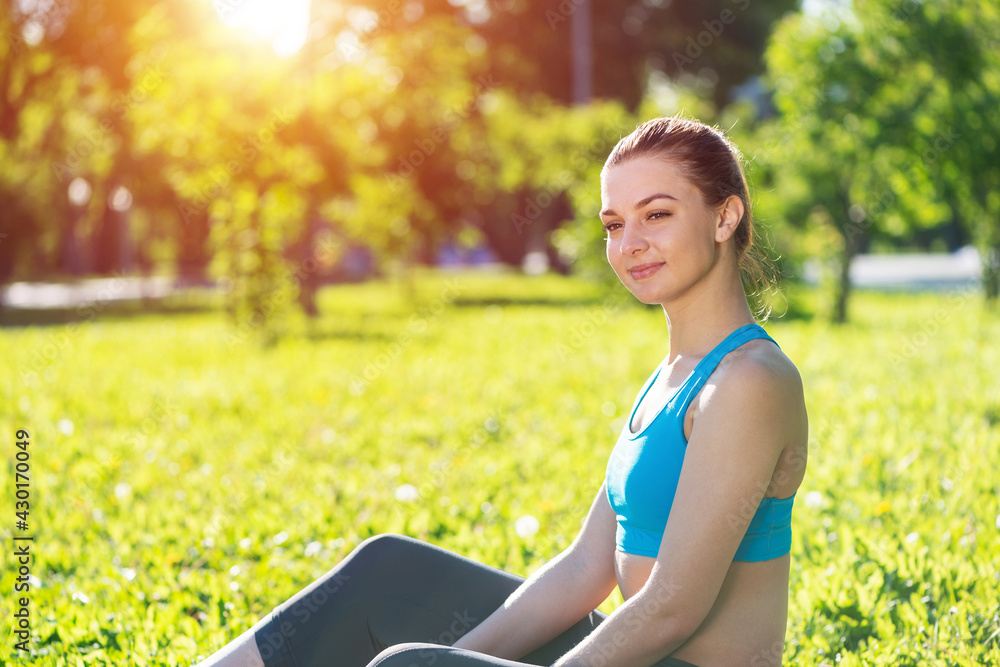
[600,193,678,218]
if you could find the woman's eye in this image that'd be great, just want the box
[603,222,622,233]
[647,211,671,220]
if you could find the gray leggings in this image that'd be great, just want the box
[250,534,698,667]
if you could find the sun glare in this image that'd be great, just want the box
[213,0,312,57]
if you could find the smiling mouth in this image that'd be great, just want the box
[629,263,664,280]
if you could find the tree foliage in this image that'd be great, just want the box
[757,0,1000,322]
[2,0,996,331]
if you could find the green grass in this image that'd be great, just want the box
[1,270,998,665]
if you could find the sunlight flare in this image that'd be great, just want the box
[212,0,312,56]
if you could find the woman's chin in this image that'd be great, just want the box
[614,274,665,305]
[625,287,664,306]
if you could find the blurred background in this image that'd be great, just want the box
[3,4,1000,664]
[0,0,997,327]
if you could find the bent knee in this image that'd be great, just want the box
[356,533,411,556]
[367,642,445,666]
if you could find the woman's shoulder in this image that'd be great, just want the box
[739,335,803,391]
[691,338,809,498]
[700,335,807,426]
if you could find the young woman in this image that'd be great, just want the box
[195,116,809,667]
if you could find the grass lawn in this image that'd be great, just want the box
[1,269,998,665]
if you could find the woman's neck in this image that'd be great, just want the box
[660,268,756,363]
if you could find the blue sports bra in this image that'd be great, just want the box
[605,323,795,560]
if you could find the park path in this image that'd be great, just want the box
[1,274,189,309]
[801,246,982,290]
[0,247,984,310]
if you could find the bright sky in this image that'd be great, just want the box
[212,0,312,57]
[801,0,852,17]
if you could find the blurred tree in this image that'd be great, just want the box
[325,0,800,282]
[368,17,493,265]
[912,0,1000,301]
[128,12,493,332]
[0,0,845,329]
[0,184,42,292]
[338,0,798,111]
[0,0,221,283]
[758,0,1000,323]
[0,4,79,281]
[468,90,633,274]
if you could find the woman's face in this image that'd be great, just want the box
[599,155,739,307]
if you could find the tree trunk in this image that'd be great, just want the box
[984,246,999,302]
[833,230,863,325]
[397,256,417,305]
[176,200,212,286]
[93,192,121,275]
[295,211,319,318]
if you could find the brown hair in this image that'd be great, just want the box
[603,116,777,321]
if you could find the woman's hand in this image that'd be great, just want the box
[452,483,619,660]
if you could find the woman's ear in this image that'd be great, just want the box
[715,195,744,243]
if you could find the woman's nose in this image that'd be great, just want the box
[620,221,647,255]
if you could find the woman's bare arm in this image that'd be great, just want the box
[452,482,619,660]
[553,357,806,666]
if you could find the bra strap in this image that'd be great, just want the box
[668,324,778,417]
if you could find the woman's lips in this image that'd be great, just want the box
[629,262,664,280]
